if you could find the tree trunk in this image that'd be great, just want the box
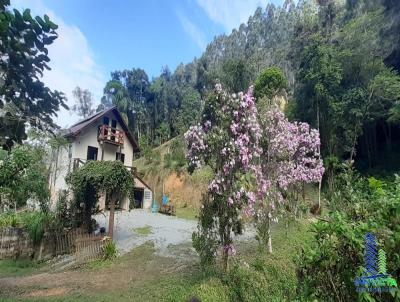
[108,199,115,239]
[53,147,59,187]
[267,213,273,254]
[316,105,322,210]
[222,248,229,272]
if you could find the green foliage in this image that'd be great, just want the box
[297,169,400,301]
[221,58,251,93]
[0,1,67,149]
[164,137,186,171]
[192,196,219,268]
[22,211,48,245]
[0,211,52,244]
[53,190,73,230]
[191,277,229,302]
[103,239,118,260]
[225,262,270,301]
[0,212,20,228]
[67,161,135,231]
[0,145,49,209]
[138,136,152,162]
[0,259,44,277]
[254,67,288,101]
[132,225,152,236]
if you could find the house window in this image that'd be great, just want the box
[103,116,110,125]
[116,152,125,164]
[87,146,98,161]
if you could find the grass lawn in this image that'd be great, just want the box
[0,220,312,302]
[175,207,198,220]
[0,259,45,278]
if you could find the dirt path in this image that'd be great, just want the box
[95,210,197,256]
[0,211,257,300]
[0,241,194,300]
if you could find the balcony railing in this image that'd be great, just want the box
[73,158,136,176]
[98,125,124,146]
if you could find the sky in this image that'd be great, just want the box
[12,0,282,127]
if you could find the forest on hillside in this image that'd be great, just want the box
[96,0,400,175]
[1,1,400,300]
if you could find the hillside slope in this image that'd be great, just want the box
[133,138,213,213]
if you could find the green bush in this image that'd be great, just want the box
[297,169,400,301]
[21,212,48,245]
[0,211,51,245]
[191,277,229,302]
[164,137,187,171]
[103,239,118,260]
[0,212,21,228]
[226,263,270,301]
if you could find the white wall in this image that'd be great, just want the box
[72,112,134,166]
[48,144,72,209]
[50,111,137,210]
[134,177,153,209]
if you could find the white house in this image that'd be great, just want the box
[48,106,153,210]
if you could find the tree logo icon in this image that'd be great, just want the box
[354,233,398,293]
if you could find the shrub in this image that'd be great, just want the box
[0,212,21,228]
[191,277,229,302]
[296,170,400,301]
[226,263,269,301]
[0,211,51,244]
[103,239,118,260]
[21,212,48,245]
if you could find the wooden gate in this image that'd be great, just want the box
[75,233,105,262]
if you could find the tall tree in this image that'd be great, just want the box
[72,86,95,118]
[0,1,67,150]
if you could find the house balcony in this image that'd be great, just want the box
[98,125,124,146]
[72,158,137,176]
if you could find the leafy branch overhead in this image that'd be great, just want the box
[0,1,67,149]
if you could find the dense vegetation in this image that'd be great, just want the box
[297,168,400,301]
[1,0,400,301]
[99,1,400,172]
[67,160,135,232]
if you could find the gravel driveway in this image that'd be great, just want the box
[95,210,197,256]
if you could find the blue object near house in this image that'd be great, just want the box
[151,201,158,213]
[162,195,169,205]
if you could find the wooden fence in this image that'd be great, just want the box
[75,233,106,262]
[0,227,106,262]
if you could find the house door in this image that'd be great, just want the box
[133,188,144,208]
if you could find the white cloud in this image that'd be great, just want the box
[177,11,207,50]
[12,0,106,127]
[196,0,265,32]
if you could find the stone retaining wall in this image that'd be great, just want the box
[0,227,33,259]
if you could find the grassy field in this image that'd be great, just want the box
[0,259,45,278]
[0,220,312,302]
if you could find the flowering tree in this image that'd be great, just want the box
[185,84,261,270]
[255,105,324,253]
